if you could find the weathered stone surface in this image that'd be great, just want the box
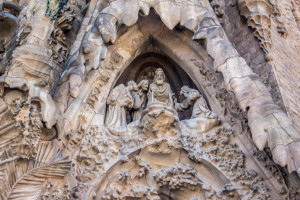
[0,0,299,199]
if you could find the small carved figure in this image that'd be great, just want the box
[105,81,138,128]
[176,86,218,119]
[147,68,174,107]
[132,79,149,121]
[176,86,220,133]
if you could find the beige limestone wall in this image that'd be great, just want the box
[269,0,300,130]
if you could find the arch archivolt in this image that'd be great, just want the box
[49,1,300,199]
[59,11,288,200]
[89,146,234,200]
[62,16,221,134]
[0,0,299,200]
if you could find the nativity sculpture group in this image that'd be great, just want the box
[105,68,220,135]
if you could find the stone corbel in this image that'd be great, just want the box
[238,0,273,58]
[238,0,288,60]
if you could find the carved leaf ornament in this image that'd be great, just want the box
[0,0,298,199]
[2,143,71,200]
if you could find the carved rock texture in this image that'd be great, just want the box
[0,142,70,200]
[292,0,300,29]
[154,162,202,190]
[237,0,300,136]
[238,0,288,54]
[0,0,300,199]
[93,1,300,175]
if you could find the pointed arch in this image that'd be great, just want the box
[62,13,223,132]
[59,10,290,199]
[87,146,235,199]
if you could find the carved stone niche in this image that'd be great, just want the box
[65,9,299,199]
[97,75,269,199]
[115,52,202,122]
[84,37,270,199]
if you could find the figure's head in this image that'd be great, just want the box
[127,81,138,91]
[138,79,149,91]
[154,68,166,85]
[180,86,201,101]
[82,40,93,54]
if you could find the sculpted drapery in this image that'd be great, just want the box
[1,0,300,199]
[176,86,218,119]
[132,79,149,121]
[105,81,137,128]
[147,68,174,107]
[175,86,220,133]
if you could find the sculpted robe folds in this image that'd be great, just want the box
[132,91,147,121]
[192,96,218,119]
[105,84,133,128]
[176,86,220,133]
[1,0,300,199]
[147,82,174,107]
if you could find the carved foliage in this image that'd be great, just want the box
[195,59,290,197]
[40,182,71,200]
[101,172,160,200]
[181,127,271,199]
[154,162,202,191]
[49,3,80,67]
[73,126,121,198]
[0,88,68,200]
[0,142,71,200]
[15,99,42,159]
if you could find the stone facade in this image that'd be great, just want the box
[0,0,300,200]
